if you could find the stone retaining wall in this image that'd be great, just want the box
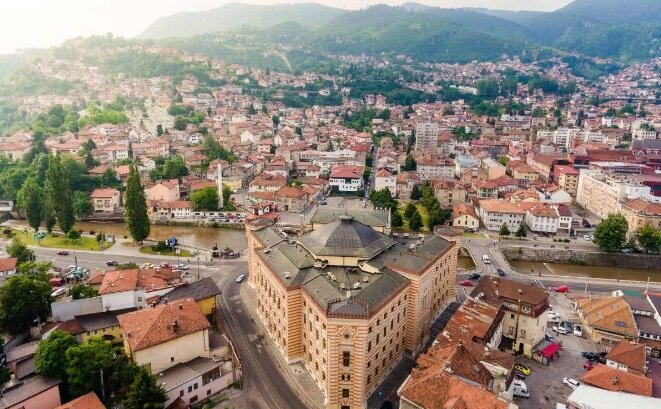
[501,246,661,270]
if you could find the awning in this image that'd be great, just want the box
[541,342,560,359]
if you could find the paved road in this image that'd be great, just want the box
[208,267,309,409]
[460,236,661,295]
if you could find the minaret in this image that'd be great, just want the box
[217,163,224,209]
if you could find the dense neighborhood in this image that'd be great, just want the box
[0,2,660,409]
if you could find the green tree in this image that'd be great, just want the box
[515,224,527,238]
[73,191,92,217]
[41,181,57,233]
[46,155,75,233]
[125,165,150,243]
[69,284,99,300]
[404,203,417,219]
[65,338,116,399]
[391,212,403,228]
[410,184,422,200]
[403,154,417,171]
[409,210,423,231]
[35,330,79,381]
[499,223,511,236]
[636,225,661,254]
[156,124,163,136]
[173,115,188,131]
[191,186,219,211]
[272,115,280,127]
[222,184,233,210]
[17,261,53,275]
[84,150,97,169]
[593,213,628,253]
[161,155,189,180]
[427,203,452,229]
[99,168,120,188]
[369,188,397,212]
[17,176,43,231]
[0,274,51,335]
[7,238,34,264]
[122,367,168,409]
[246,103,257,115]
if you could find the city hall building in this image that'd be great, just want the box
[246,215,459,409]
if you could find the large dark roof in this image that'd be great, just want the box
[157,277,221,304]
[310,208,390,227]
[298,215,395,258]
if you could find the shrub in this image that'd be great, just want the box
[67,230,81,240]
[89,230,95,235]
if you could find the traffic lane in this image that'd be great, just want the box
[217,276,308,409]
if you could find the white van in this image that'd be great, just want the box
[482,255,491,264]
[513,380,529,398]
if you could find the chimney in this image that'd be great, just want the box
[612,376,619,385]
[178,303,183,310]
[172,319,179,333]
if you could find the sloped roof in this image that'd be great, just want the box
[581,364,652,396]
[55,392,106,409]
[299,215,395,258]
[117,298,210,352]
[607,341,647,373]
[156,277,221,305]
[576,297,638,337]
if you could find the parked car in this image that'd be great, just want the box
[553,285,569,293]
[56,250,69,256]
[106,260,118,266]
[583,361,595,370]
[583,234,591,240]
[496,268,506,277]
[582,219,591,228]
[467,272,481,280]
[574,324,583,337]
[547,312,561,323]
[581,352,596,360]
[553,326,569,335]
[51,288,67,298]
[512,380,529,398]
[514,364,531,376]
[482,255,491,264]
[160,262,172,269]
[176,264,190,270]
[458,280,473,287]
[563,377,580,389]
[236,274,247,283]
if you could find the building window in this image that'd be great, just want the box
[368,341,371,352]
[342,389,350,398]
[343,351,351,367]
[171,357,175,362]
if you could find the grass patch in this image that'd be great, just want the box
[462,232,484,238]
[13,229,113,251]
[139,246,195,257]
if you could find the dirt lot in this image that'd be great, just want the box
[513,292,607,409]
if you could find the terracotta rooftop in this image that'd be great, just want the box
[581,364,652,397]
[117,298,210,352]
[90,188,119,198]
[607,341,647,374]
[623,198,661,216]
[470,276,549,312]
[277,186,308,199]
[98,268,178,295]
[55,392,106,409]
[399,343,507,409]
[576,297,638,338]
[0,257,17,272]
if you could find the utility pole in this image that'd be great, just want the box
[197,254,200,280]
[584,275,588,295]
[100,368,105,402]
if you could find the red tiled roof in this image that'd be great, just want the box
[90,188,119,198]
[581,364,652,396]
[607,341,647,374]
[0,257,17,272]
[55,392,106,409]
[117,298,210,352]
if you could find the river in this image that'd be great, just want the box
[73,221,248,250]
[509,260,661,283]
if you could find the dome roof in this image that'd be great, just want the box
[299,215,395,259]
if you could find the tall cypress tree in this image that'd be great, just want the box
[41,181,57,233]
[125,165,150,243]
[46,155,75,233]
[17,176,42,231]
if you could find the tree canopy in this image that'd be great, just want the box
[35,330,79,381]
[593,213,628,253]
[0,274,51,334]
[125,165,150,243]
[191,186,219,211]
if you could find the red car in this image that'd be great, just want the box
[459,280,473,287]
[553,285,569,293]
[56,250,69,256]
[583,361,595,370]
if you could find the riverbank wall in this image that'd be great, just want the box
[501,246,661,270]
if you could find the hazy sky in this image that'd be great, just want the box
[0,0,572,54]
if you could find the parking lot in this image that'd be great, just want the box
[514,291,607,409]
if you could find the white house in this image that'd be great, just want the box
[160,357,237,408]
[329,166,363,192]
[477,200,530,232]
[524,204,560,234]
[374,168,396,195]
